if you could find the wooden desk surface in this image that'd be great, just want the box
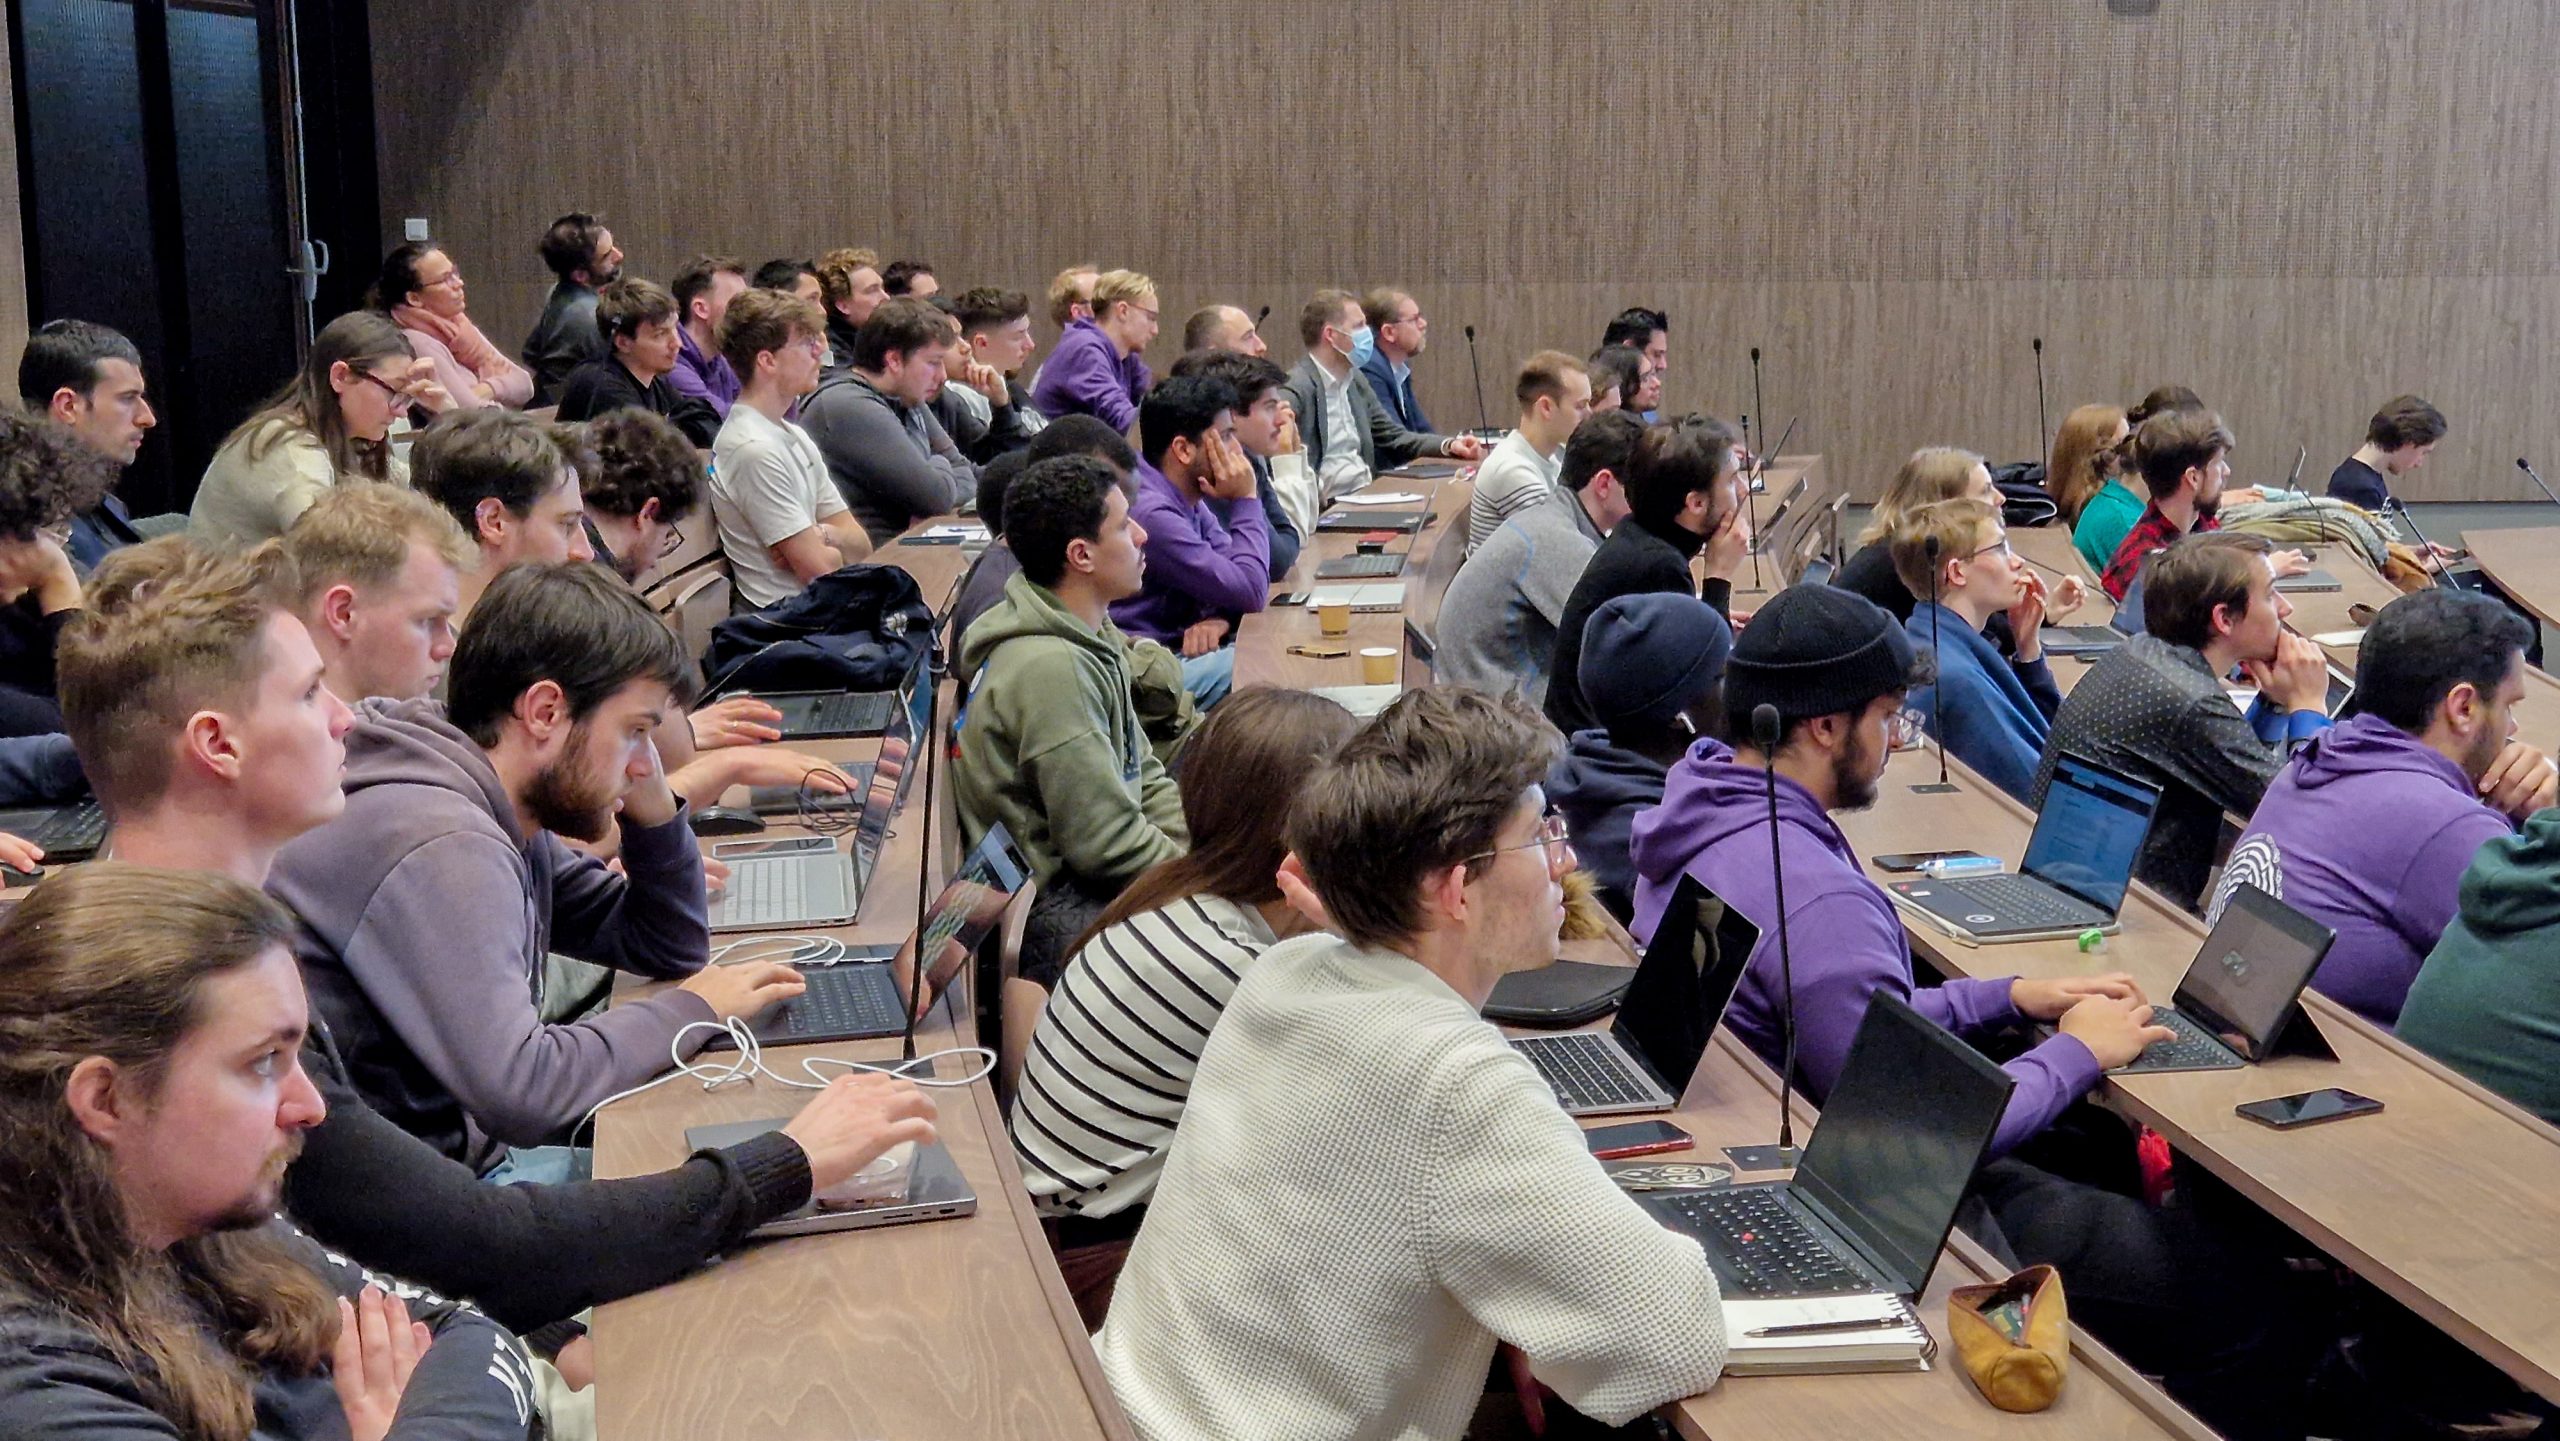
[1841,753,2560,1401]
[2462,526,2560,629]
[589,533,1131,1441]
[1237,468,1473,690]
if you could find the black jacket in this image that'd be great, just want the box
[555,357,722,448]
[1544,515,1729,735]
[520,280,603,407]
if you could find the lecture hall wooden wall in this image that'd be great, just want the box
[369,0,2560,503]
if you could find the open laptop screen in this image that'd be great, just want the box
[1793,993,2015,1296]
[2022,756,2160,915]
[850,666,936,899]
[2178,883,2336,1058]
[903,825,1031,1002]
[2110,574,2146,636]
[1612,877,1759,1096]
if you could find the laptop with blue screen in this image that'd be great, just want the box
[1885,754,2162,942]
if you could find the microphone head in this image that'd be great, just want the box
[1254,304,1270,324]
[2520,457,2534,471]
[2032,336,2044,352]
[1751,346,1761,362]
[1751,703,1781,750]
[1464,324,1476,341]
[1923,534,1941,558]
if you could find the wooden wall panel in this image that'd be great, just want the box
[369,0,2560,502]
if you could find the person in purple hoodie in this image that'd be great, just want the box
[1109,374,1266,708]
[2209,588,2553,1026]
[1031,269,1157,432]
[1628,583,2316,1440]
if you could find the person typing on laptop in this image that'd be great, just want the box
[2035,531,2334,911]
[1629,583,2317,1440]
[265,561,804,1178]
[56,535,937,1415]
[1097,687,1726,1441]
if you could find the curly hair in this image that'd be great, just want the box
[0,410,122,538]
[576,408,703,521]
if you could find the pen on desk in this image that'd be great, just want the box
[1744,1316,1908,1339]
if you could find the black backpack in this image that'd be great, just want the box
[700,564,932,698]
[1988,461,2060,529]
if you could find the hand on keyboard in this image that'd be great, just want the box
[2009,971,2144,1021]
[2057,994,2176,1070]
[680,959,806,1022]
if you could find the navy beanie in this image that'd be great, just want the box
[1578,593,1734,730]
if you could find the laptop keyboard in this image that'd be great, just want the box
[704,964,903,1049]
[721,858,820,928]
[1656,1189,1874,1297]
[2117,1007,2239,1072]
[30,800,104,858]
[1944,873,2103,929]
[1512,1032,1659,1111]
[1316,553,1407,580]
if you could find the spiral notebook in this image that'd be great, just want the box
[1722,1293,1935,1376]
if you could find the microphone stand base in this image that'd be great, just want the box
[1723,1143,1802,1172]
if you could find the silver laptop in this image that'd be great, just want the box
[681,1124,976,1238]
[1886,755,2162,942]
[1507,878,1755,1116]
[1304,581,1406,614]
[709,676,932,933]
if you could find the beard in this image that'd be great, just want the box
[524,723,618,843]
[209,1130,306,1234]
[2195,486,2223,520]
[1832,730,1884,812]
[2464,724,2507,786]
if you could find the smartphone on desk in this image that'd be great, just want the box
[1584,1120,1693,1159]
[2236,1088,2382,1130]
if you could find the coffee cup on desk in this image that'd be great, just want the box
[1317,600,1352,636]
[1359,646,1398,684]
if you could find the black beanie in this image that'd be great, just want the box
[1722,584,1919,724]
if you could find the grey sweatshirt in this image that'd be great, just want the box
[800,370,977,542]
[270,697,715,1169]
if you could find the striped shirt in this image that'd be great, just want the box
[1009,892,1276,1218]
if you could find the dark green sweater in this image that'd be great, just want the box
[2398,808,2560,1123]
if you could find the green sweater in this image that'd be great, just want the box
[2398,809,2560,1124]
[955,571,1187,889]
[2072,479,2145,575]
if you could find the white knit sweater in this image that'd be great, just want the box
[1095,933,1727,1441]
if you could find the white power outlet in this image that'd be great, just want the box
[404,217,431,242]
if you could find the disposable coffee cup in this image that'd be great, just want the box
[1359,647,1398,684]
[1317,601,1352,636]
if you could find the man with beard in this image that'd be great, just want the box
[2100,407,2309,602]
[266,561,803,1177]
[522,211,624,406]
[1631,582,2322,1441]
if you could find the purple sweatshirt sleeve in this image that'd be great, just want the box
[1141,490,1269,615]
[1034,329,1140,432]
[542,808,714,981]
[340,831,717,1147]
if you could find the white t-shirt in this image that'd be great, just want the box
[710,402,849,609]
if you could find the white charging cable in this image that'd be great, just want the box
[577,1012,996,1139]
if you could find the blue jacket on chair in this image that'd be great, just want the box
[1358,351,1430,434]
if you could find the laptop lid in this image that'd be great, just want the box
[1792,993,2016,1297]
[2174,883,2337,1060]
[2019,754,2162,915]
[1751,476,1810,554]
[898,824,1032,1004]
[1795,556,1837,589]
[848,667,938,899]
[1609,877,1761,1095]
[1401,618,1434,689]
[2110,574,2146,636]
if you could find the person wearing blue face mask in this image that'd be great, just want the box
[1281,289,1482,506]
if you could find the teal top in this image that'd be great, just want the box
[2072,479,2145,574]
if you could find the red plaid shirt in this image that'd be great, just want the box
[2101,504,2219,601]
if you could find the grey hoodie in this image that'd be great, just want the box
[271,698,714,1169]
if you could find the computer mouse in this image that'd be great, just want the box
[688,806,767,837]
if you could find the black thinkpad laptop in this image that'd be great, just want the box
[1507,877,1755,1116]
[0,797,106,863]
[1641,993,2014,1298]
[752,652,927,742]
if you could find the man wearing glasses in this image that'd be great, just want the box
[1356,287,1436,434]
[1889,497,2067,801]
[1282,288,1483,508]
[1031,268,1159,433]
[1097,687,1731,1441]
[708,287,872,609]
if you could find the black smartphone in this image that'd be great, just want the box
[1274,589,1312,606]
[1873,850,1988,873]
[2235,1088,2383,1130]
[1583,1120,1694,1159]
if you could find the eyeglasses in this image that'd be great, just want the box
[1966,536,2014,562]
[655,518,686,560]
[1889,707,1929,751]
[1130,305,1159,322]
[354,369,415,402]
[1460,813,1576,877]
[422,269,464,289]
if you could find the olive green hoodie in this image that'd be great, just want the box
[2399,807,2560,1124]
[956,570,1187,890]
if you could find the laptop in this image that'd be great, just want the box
[1315,471,1449,534]
[709,677,934,933]
[2041,574,2147,655]
[1886,754,2163,941]
[1304,581,1406,614]
[2091,883,2338,1074]
[1749,475,1809,555]
[753,653,927,741]
[1795,556,1838,589]
[681,1122,977,1238]
[1641,992,2015,1298]
[1507,877,1756,1116]
[0,796,107,863]
[2274,569,2343,594]
[1402,618,1435,689]
[705,825,1031,1050]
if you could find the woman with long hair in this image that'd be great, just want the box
[2047,402,2130,526]
[0,863,532,1440]
[374,241,532,411]
[191,311,448,547]
[1834,445,2002,619]
[1009,688,1357,1316]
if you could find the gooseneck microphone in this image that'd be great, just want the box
[2519,457,2560,512]
[2031,338,2050,460]
[900,564,972,1064]
[1914,535,1958,794]
[1464,324,1492,437]
[1751,703,1801,1163]
[1253,304,1270,329]
[1749,346,1767,454]
[2386,498,2450,591]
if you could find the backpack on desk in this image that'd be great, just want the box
[701,564,932,698]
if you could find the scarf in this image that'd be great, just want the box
[391,302,511,384]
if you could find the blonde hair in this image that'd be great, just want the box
[281,482,473,603]
[1516,350,1588,410]
[1888,497,2002,597]
[59,537,295,826]
[815,246,881,309]
[2046,404,2128,523]
[1857,445,1989,545]
[1090,269,1155,321]
[1048,263,1100,327]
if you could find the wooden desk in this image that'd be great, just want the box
[2461,526,2560,628]
[1236,471,1473,690]
[1841,752,2560,1402]
[589,534,1132,1441]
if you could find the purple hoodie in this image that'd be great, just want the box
[1029,317,1151,432]
[1110,456,1269,643]
[1627,738,2100,1159]
[2211,712,2512,1027]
